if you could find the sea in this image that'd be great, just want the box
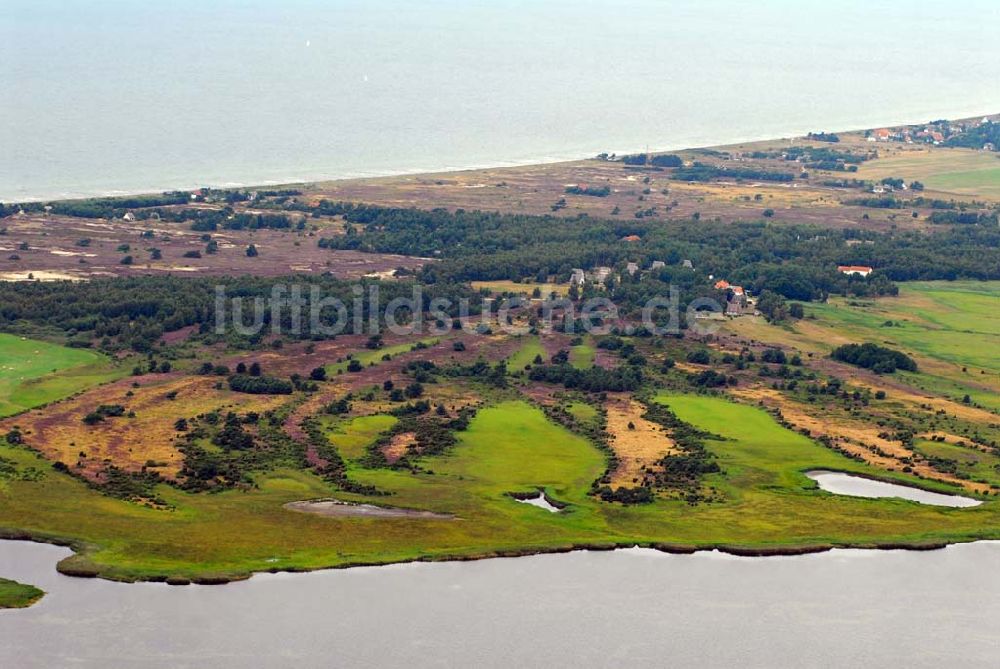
[2,0,1000,202]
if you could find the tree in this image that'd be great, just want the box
[686,349,710,365]
[309,366,327,381]
[246,244,258,257]
[757,290,789,322]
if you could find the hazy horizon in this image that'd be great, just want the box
[3,0,1000,202]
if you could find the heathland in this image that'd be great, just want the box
[0,116,998,582]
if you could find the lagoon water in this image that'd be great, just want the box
[3,0,1000,202]
[4,2,1000,665]
[3,539,1000,667]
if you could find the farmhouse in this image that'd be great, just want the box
[569,268,586,287]
[122,211,136,222]
[592,266,613,285]
[714,279,749,315]
[650,260,665,270]
[838,265,873,277]
[626,262,639,276]
[727,286,749,316]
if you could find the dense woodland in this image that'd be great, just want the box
[1,196,999,347]
[0,275,477,350]
[316,204,1000,297]
[946,121,1000,150]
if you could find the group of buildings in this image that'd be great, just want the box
[868,116,994,149]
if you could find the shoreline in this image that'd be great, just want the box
[2,525,996,587]
[4,106,996,205]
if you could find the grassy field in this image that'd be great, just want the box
[508,337,546,371]
[807,282,1000,409]
[471,280,566,297]
[565,400,598,424]
[725,281,1000,410]
[322,414,398,460]
[0,334,122,418]
[855,147,1000,199]
[569,341,595,369]
[913,439,1000,488]
[2,395,1000,582]
[0,577,44,609]
[326,338,440,375]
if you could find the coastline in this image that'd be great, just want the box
[4,105,997,205]
[2,524,996,586]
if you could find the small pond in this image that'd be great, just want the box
[513,492,563,513]
[806,470,981,508]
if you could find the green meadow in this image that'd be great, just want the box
[322,414,398,460]
[804,281,1000,409]
[565,400,599,424]
[2,395,998,582]
[326,338,440,375]
[569,340,595,369]
[927,166,1000,197]
[0,577,44,609]
[913,438,1000,488]
[0,334,122,418]
[507,337,546,370]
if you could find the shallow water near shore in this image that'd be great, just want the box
[3,539,1000,667]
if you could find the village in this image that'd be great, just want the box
[866,115,998,151]
[561,257,874,320]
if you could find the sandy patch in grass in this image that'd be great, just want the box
[605,395,678,487]
[382,432,415,464]
[0,270,83,282]
[284,499,453,519]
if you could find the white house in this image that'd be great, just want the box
[593,266,613,284]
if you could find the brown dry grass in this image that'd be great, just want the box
[605,395,678,487]
[7,374,286,481]
[382,432,415,464]
[730,386,991,493]
[0,212,427,281]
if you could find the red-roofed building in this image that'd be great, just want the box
[838,265,874,277]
